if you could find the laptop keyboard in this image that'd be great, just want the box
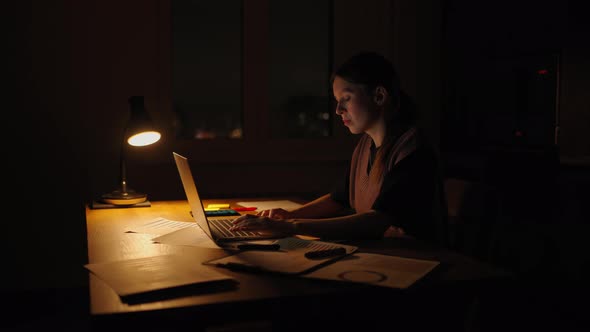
[210,218,259,238]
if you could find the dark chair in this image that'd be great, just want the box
[443,177,499,261]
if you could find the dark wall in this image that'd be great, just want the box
[10,1,89,291]
[440,0,590,225]
[442,0,590,159]
[440,3,590,316]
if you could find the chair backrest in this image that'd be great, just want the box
[445,178,486,219]
[443,177,498,259]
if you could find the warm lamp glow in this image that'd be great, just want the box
[100,96,160,206]
[128,131,161,146]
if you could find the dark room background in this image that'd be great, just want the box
[8,0,590,325]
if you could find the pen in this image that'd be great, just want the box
[237,243,281,251]
[232,207,257,211]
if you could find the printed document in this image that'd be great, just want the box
[205,237,358,275]
[151,225,220,249]
[126,217,197,236]
[304,253,439,289]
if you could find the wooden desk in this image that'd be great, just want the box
[86,199,512,331]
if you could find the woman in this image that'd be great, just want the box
[231,52,447,246]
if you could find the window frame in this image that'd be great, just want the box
[158,0,358,165]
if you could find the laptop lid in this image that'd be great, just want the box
[173,152,216,241]
[173,152,282,243]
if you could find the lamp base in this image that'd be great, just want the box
[91,200,151,209]
[101,189,147,206]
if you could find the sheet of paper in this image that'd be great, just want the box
[236,200,303,212]
[276,237,356,253]
[84,254,234,297]
[205,237,357,275]
[126,217,197,235]
[304,253,440,289]
[152,225,220,249]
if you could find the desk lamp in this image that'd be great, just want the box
[101,96,161,206]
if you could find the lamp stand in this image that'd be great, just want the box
[101,143,148,206]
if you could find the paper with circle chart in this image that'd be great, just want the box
[304,253,439,289]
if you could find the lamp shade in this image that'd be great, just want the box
[125,96,161,146]
[100,96,161,206]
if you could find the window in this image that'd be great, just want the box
[268,0,332,138]
[168,0,356,164]
[172,0,242,139]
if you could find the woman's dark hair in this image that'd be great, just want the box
[331,52,416,126]
[332,52,417,181]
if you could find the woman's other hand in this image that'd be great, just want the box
[256,208,292,219]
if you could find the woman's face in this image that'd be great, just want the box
[332,76,380,134]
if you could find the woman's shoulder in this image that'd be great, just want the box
[386,126,436,168]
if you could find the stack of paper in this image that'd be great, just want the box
[85,254,236,301]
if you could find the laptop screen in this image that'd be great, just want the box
[173,152,214,240]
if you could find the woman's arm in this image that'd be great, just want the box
[231,209,391,240]
[255,193,351,219]
[291,210,391,240]
[288,193,351,218]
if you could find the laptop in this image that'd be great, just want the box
[173,152,282,244]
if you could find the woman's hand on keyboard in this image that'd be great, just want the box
[229,214,295,237]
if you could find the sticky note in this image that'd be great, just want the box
[207,204,230,209]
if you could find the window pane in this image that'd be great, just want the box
[172,0,242,139]
[269,0,332,138]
